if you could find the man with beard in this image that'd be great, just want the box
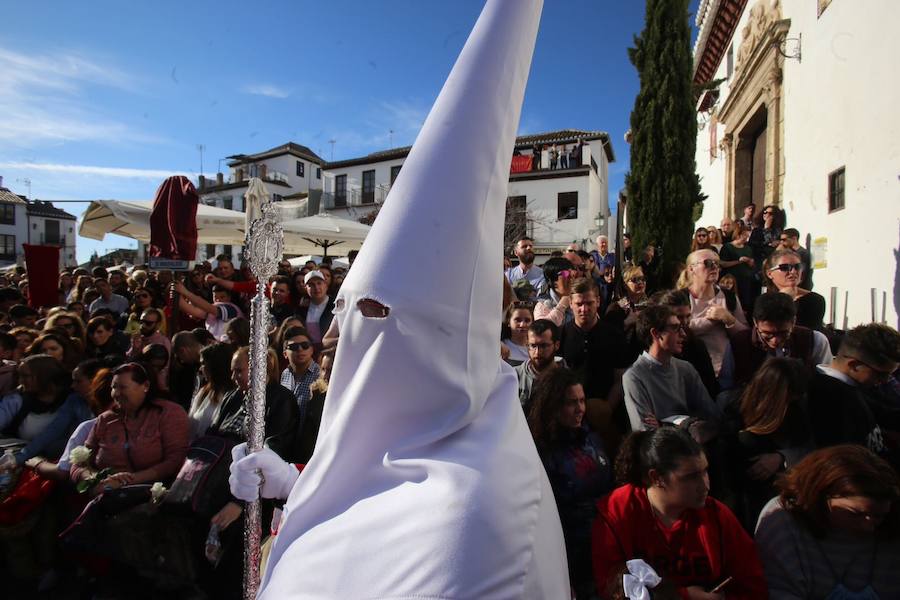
[514,319,563,410]
[506,236,544,294]
[126,308,171,359]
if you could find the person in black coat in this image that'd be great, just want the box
[808,323,900,467]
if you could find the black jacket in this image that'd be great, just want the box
[295,297,336,340]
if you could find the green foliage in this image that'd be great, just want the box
[625,0,704,286]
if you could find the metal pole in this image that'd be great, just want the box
[843,290,849,331]
[829,287,837,327]
[242,194,283,600]
[871,288,877,323]
[882,290,887,324]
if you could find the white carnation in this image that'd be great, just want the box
[150,481,167,502]
[69,445,91,466]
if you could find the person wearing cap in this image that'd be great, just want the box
[174,280,244,342]
[295,270,334,347]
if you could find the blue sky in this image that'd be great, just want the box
[0,1,697,263]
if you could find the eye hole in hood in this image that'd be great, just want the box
[357,298,390,319]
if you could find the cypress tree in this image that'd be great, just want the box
[625,0,705,286]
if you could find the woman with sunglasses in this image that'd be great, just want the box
[764,248,826,330]
[70,362,189,496]
[706,226,724,252]
[749,204,783,266]
[755,445,900,599]
[45,310,87,352]
[681,249,747,391]
[690,227,718,255]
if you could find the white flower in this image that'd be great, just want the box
[150,482,167,503]
[69,446,91,466]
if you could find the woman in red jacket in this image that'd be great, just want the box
[592,428,767,599]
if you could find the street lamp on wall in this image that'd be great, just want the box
[594,213,606,230]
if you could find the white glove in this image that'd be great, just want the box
[229,443,300,502]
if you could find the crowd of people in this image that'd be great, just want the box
[503,204,900,599]
[0,254,343,598]
[0,198,897,599]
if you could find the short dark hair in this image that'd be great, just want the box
[635,304,675,349]
[0,288,24,304]
[576,250,591,262]
[9,305,38,319]
[271,275,290,287]
[782,228,800,239]
[653,288,690,308]
[282,326,310,345]
[541,257,572,287]
[839,323,900,369]
[211,285,233,300]
[754,292,797,324]
[615,428,703,486]
[0,332,16,352]
[515,235,534,246]
[216,254,232,263]
[529,319,560,342]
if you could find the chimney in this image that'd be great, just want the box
[259,164,268,180]
[0,175,4,188]
[198,175,206,190]
[235,167,243,182]
[216,172,224,186]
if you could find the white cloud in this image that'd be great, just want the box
[241,84,291,99]
[0,161,196,180]
[0,46,158,146]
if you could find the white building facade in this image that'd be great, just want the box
[321,130,615,259]
[196,142,324,262]
[0,180,29,267]
[25,200,78,268]
[692,0,900,328]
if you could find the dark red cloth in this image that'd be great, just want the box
[510,155,532,173]
[592,484,767,599]
[23,244,60,309]
[149,176,199,260]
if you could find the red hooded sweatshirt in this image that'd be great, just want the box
[592,484,767,599]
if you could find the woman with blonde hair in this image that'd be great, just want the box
[706,226,723,252]
[681,249,747,390]
[45,310,87,351]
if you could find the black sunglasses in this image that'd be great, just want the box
[628,277,646,284]
[140,319,159,326]
[696,258,720,270]
[769,263,803,273]
[286,341,312,351]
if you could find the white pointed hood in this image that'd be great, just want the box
[260,1,569,598]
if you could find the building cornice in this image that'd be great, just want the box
[692,0,748,87]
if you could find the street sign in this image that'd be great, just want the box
[148,257,192,271]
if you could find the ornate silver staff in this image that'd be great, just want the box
[242,195,283,600]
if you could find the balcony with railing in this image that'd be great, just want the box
[39,233,68,246]
[315,183,391,213]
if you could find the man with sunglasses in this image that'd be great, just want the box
[730,292,832,387]
[809,323,900,459]
[126,308,171,360]
[280,326,323,440]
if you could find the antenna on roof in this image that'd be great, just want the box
[389,129,394,149]
[328,139,336,161]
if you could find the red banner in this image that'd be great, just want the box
[149,176,199,260]
[510,155,532,174]
[23,244,60,309]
